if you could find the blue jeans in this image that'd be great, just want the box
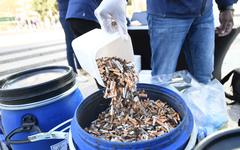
[60,17,81,73]
[147,9,214,84]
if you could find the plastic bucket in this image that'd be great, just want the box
[194,128,240,150]
[0,66,83,150]
[71,83,194,150]
[72,29,134,87]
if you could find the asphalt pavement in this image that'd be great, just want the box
[0,28,67,79]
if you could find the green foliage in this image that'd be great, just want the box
[31,0,58,21]
[127,0,132,5]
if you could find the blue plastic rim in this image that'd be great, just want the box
[71,83,194,150]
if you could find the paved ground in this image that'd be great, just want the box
[0,27,68,79]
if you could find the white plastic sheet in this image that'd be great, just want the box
[182,78,228,140]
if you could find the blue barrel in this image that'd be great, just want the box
[0,66,83,150]
[71,83,193,150]
[195,128,240,150]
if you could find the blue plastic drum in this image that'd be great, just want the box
[0,66,83,150]
[71,83,193,150]
[195,128,240,150]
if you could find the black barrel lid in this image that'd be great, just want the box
[0,66,76,105]
[194,128,240,150]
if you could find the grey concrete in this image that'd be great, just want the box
[0,44,65,62]
[0,29,68,78]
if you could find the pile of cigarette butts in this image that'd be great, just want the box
[85,57,180,142]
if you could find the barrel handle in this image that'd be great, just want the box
[27,119,72,142]
[5,114,41,144]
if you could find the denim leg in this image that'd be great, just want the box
[59,17,78,72]
[147,14,193,76]
[183,9,214,83]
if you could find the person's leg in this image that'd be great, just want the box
[68,18,100,70]
[183,8,214,84]
[68,18,100,37]
[147,14,193,76]
[59,17,77,72]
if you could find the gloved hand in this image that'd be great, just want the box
[216,9,234,37]
[95,0,127,38]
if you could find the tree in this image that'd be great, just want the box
[32,0,58,21]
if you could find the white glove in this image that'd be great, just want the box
[95,0,127,38]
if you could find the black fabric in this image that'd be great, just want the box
[221,68,240,104]
[67,18,100,38]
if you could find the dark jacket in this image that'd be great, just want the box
[57,0,69,18]
[147,0,238,18]
[66,0,102,22]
